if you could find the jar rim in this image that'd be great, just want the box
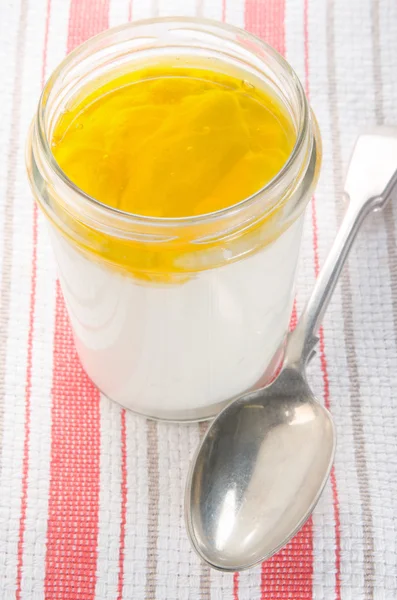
[35,16,311,229]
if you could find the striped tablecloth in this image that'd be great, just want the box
[1,0,397,598]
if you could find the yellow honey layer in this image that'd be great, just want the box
[52,65,295,218]
[50,64,296,281]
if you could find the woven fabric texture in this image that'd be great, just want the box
[0,0,397,598]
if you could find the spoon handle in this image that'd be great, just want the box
[285,129,397,369]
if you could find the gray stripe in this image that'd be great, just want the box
[145,419,160,599]
[0,0,29,476]
[198,421,211,599]
[198,420,208,437]
[370,0,383,125]
[326,0,375,596]
[383,208,397,341]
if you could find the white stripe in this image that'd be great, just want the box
[19,1,70,596]
[285,0,305,82]
[378,0,397,123]
[44,0,71,76]
[311,483,339,597]
[200,0,223,21]
[155,423,201,600]
[128,0,153,21]
[210,571,234,600]
[237,566,261,600]
[157,0,197,17]
[121,412,149,600]
[286,0,316,321]
[224,0,244,28]
[109,0,130,27]
[0,0,49,594]
[0,0,21,252]
[19,217,57,600]
[95,397,122,600]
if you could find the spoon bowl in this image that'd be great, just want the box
[186,368,335,571]
[185,128,397,572]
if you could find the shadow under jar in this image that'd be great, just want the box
[26,17,321,421]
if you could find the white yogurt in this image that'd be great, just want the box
[50,215,303,420]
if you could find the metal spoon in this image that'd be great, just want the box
[185,128,397,572]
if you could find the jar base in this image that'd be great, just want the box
[94,341,286,423]
[102,396,231,423]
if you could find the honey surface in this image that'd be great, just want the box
[52,65,296,218]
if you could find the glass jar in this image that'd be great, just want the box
[26,17,321,421]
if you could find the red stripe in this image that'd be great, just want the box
[45,284,101,599]
[260,522,313,598]
[304,0,341,596]
[290,303,298,330]
[245,0,285,55]
[330,471,341,600]
[233,572,239,600]
[244,1,313,599]
[41,0,51,88]
[45,2,109,598]
[15,1,52,598]
[67,0,110,53]
[15,216,37,600]
[117,409,128,600]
